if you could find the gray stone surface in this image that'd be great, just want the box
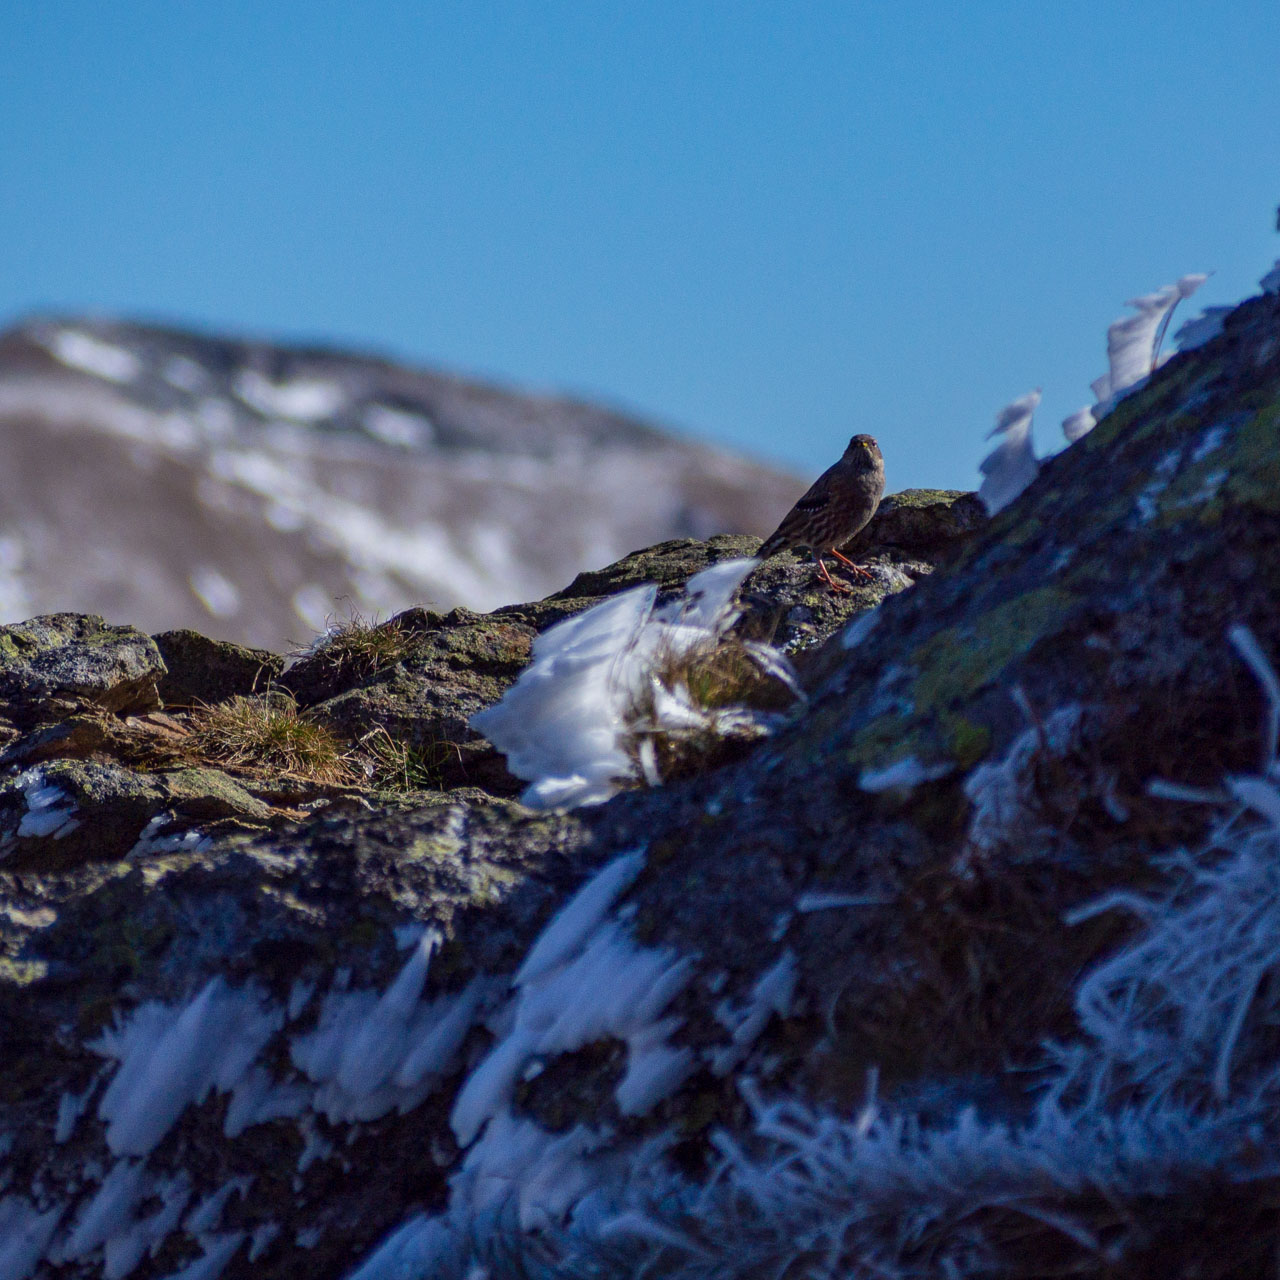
[1,289,1279,1276]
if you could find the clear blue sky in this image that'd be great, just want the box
[2,2,1277,491]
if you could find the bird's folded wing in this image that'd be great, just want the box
[794,491,830,511]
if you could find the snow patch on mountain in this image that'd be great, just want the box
[0,317,799,645]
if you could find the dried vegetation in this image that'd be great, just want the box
[623,633,804,785]
[300,611,414,681]
[183,691,355,785]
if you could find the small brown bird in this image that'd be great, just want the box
[759,434,886,593]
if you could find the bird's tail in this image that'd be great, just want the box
[757,530,788,559]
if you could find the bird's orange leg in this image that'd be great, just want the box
[816,558,852,594]
[830,548,874,581]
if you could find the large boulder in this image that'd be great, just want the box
[151,631,283,708]
[1,288,1279,1277]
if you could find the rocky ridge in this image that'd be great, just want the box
[0,284,1279,1278]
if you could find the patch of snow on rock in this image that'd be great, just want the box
[859,756,952,793]
[515,850,646,984]
[1061,407,1096,443]
[46,330,141,384]
[454,1109,606,1230]
[183,1180,251,1236]
[841,606,880,650]
[1174,305,1233,353]
[472,558,761,809]
[233,370,345,422]
[155,1231,244,1280]
[710,950,798,1075]
[161,356,207,393]
[963,705,1083,855]
[57,1158,150,1262]
[290,932,488,1124]
[451,851,693,1146]
[89,979,282,1157]
[187,567,241,619]
[1133,447,1184,524]
[0,1196,64,1280]
[1064,274,1207,441]
[15,768,79,840]
[361,403,434,448]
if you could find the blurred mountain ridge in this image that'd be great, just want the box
[0,314,799,649]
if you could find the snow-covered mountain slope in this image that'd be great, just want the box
[0,317,799,648]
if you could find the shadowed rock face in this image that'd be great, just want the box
[0,315,802,649]
[0,289,1279,1278]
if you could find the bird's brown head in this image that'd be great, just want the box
[843,434,883,470]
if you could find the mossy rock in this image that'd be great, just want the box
[281,607,537,792]
[546,534,762,605]
[0,613,165,728]
[848,488,987,553]
[0,757,279,870]
[152,629,283,707]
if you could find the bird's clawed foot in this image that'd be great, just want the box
[816,560,853,594]
[830,549,874,581]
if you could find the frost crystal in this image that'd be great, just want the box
[0,1197,63,1280]
[1063,274,1207,441]
[451,919,692,1145]
[90,980,282,1157]
[1060,406,1096,443]
[978,389,1041,515]
[1174,305,1232,353]
[348,629,1280,1279]
[290,932,486,1124]
[858,756,952,793]
[14,768,79,840]
[472,558,764,809]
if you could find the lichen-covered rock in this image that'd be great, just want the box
[547,533,765,603]
[152,629,283,707]
[281,509,981,793]
[2,292,1279,1277]
[743,488,983,659]
[0,613,165,729]
[284,608,538,793]
[0,758,281,870]
[847,485,987,552]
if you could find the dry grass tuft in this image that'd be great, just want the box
[662,636,800,714]
[303,610,414,680]
[357,725,462,793]
[185,692,355,784]
[625,634,803,785]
